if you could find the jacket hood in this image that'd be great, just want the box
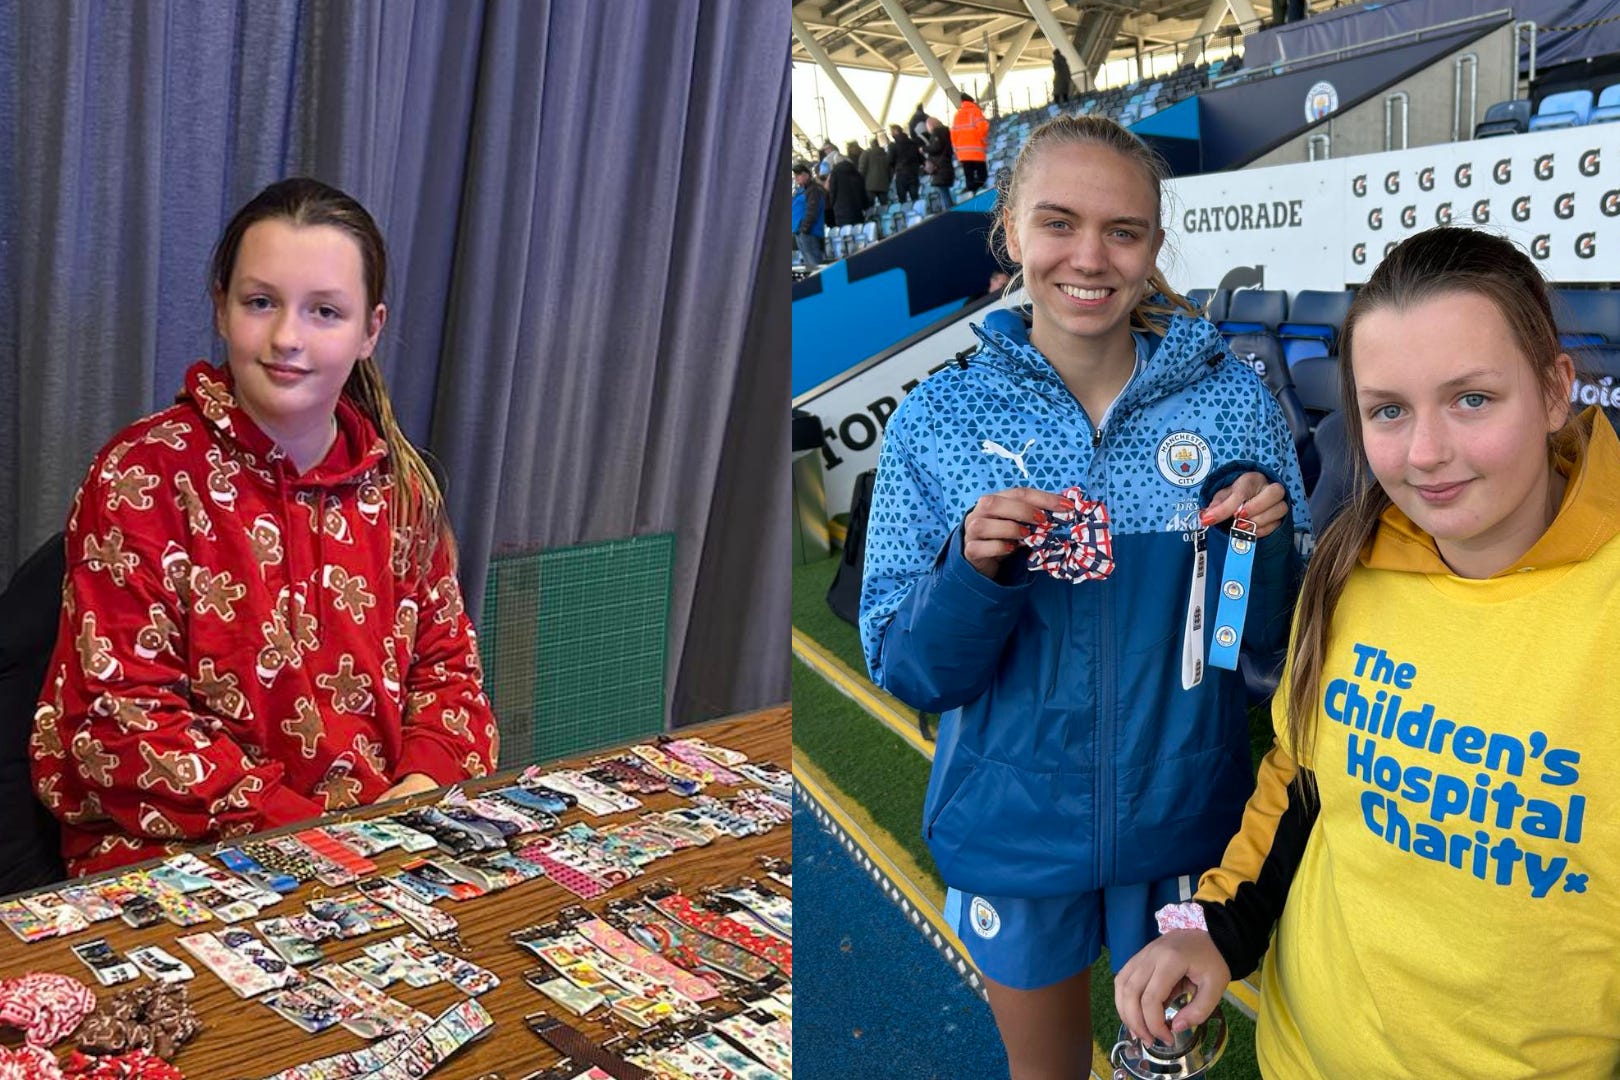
[180,360,388,489]
[968,301,1227,412]
[1364,406,1620,575]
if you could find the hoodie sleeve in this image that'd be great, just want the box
[858,396,1032,712]
[1195,740,1319,979]
[1198,380,1311,667]
[1193,656,1320,979]
[34,448,324,846]
[394,537,499,786]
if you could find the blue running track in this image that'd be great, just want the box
[794,795,1009,1079]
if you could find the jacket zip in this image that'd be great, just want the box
[1095,431,1115,889]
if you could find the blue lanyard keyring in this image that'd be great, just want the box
[1207,509,1257,671]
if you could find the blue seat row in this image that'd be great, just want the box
[1189,287,1620,357]
[1187,288,1354,355]
[1476,86,1620,138]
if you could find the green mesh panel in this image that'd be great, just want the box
[480,534,674,766]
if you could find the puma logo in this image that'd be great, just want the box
[980,438,1036,479]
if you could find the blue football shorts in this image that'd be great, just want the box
[944,874,1196,991]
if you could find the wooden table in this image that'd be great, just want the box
[0,706,791,1079]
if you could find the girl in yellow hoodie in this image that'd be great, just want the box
[1116,226,1620,1078]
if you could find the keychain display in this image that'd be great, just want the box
[255,918,326,966]
[642,887,791,978]
[532,770,642,816]
[309,962,431,1039]
[654,739,744,786]
[524,968,606,1017]
[262,979,357,1035]
[214,845,300,894]
[628,744,713,789]
[356,879,460,940]
[709,882,792,940]
[259,997,492,1080]
[70,939,139,987]
[22,892,94,938]
[126,947,193,984]
[175,929,296,998]
[605,899,778,986]
[0,733,783,1079]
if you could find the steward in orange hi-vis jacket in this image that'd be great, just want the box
[950,96,989,163]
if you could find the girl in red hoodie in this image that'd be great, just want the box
[33,178,498,875]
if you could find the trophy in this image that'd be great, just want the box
[1109,989,1227,1079]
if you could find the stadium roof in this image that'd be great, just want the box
[792,0,1330,83]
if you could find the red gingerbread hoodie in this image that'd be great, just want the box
[33,361,498,875]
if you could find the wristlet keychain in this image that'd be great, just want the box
[1208,506,1258,671]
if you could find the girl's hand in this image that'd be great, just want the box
[1114,929,1231,1046]
[378,773,439,803]
[962,487,1075,579]
[1200,471,1288,539]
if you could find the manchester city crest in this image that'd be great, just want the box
[1156,431,1212,487]
[969,896,1001,939]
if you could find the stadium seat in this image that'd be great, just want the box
[1278,289,1353,350]
[1309,410,1356,529]
[1570,345,1620,428]
[1218,289,1288,336]
[1528,89,1594,131]
[1589,84,1620,124]
[1284,338,1331,366]
[1473,99,1531,138]
[1290,354,1342,418]
[1227,332,1291,396]
[1276,384,1319,493]
[1187,288,1230,323]
[1554,288,1620,345]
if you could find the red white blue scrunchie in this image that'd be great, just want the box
[1155,902,1208,934]
[1021,486,1115,582]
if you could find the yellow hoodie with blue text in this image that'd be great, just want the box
[1195,407,1620,1078]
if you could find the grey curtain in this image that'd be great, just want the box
[0,0,789,727]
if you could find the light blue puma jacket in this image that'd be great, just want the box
[859,306,1310,898]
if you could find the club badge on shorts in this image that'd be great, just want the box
[968,897,1001,939]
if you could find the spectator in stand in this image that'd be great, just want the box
[909,105,929,142]
[792,162,826,270]
[860,134,892,208]
[1053,51,1072,104]
[888,123,923,202]
[922,116,956,209]
[952,93,990,194]
[817,141,841,180]
[828,141,869,228]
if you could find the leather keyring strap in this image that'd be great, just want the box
[526,1011,654,1080]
